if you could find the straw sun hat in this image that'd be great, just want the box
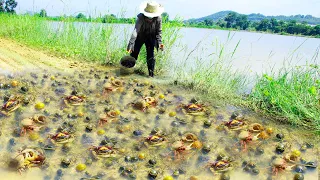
[139,1,164,18]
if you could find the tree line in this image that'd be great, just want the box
[36,10,170,24]
[187,12,320,38]
[0,0,17,13]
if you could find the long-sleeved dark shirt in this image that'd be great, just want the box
[127,13,162,51]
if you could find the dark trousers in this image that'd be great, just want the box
[130,37,156,77]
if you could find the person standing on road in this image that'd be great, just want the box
[127,1,165,77]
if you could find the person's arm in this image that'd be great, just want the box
[156,17,163,50]
[127,17,142,52]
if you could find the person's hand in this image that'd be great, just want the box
[160,44,164,51]
[127,49,133,53]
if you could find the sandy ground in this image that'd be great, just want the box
[0,38,99,74]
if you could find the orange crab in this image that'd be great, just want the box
[102,79,123,95]
[271,157,294,176]
[144,134,167,147]
[10,147,46,174]
[49,132,74,144]
[89,145,118,159]
[98,111,119,126]
[178,103,206,116]
[238,131,259,150]
[224,119,247,131]
[131,97,158,112]
[20,115,46,135]
[171,140,193,160]
[64,95,85,106]
[0,96,22,116]
[208,160,233,174]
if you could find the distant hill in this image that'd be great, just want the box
[188,11,320,25]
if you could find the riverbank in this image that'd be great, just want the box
[0,13,319,134]
[184,25,320,39]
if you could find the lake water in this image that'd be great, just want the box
[51,22,320,76]
[176,28,320,75]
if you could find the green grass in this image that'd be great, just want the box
[173,32,248,105]
[0,13,181,71]
[249,65,320,132]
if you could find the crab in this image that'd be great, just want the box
[208,159,233,174]
[171,140,193,159]
[248,123,264,133]
[181,133,198,143]
[144,134,167,147]
[49,132,74,144]
[283,153,300,164]
[9,147,46,174]
[178,103,207,116]
[0,96,22,116]
[131,97,158,112]
[102,79,123,95]
[98,111,119,126]
[20,115,47,135]
[224,119,248,131]
[271,157,294,176]
[89,145,118,159]
[238,131,259,150]
[64,95,85,106]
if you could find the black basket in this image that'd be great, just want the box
[120,56,136,68]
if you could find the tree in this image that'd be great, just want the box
[0,0,4,12]
[235,15,249,30]
[39,9,47,17]
[0,0,17,13]
[162,12,169,22]
[270,18,278,32]
[102,14,117,23]
[217,19,227,28]
[224,12,237,28]
[310,25,320,36]
[5,0,17,13]
[76,13,86,19]
[256,19,270,31]
[204,19,214,26]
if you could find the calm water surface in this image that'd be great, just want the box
[51,22,320,75]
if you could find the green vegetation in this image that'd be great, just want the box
[250,65,320,132]
[43,12,171,25]
[187,12,320,38]
[190,10,320,25]
[0,13,182,73]
[173,33,248,104]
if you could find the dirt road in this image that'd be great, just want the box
[0,38,99,73]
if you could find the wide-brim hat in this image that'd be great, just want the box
[139,1,164,18]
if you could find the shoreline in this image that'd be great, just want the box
[45,18,320,39]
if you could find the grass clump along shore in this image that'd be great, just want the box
[0,13,319,134]
[249,65,320,133]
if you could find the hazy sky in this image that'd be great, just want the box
[16,0,320,19]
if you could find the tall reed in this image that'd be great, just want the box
[0,13,181,68]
